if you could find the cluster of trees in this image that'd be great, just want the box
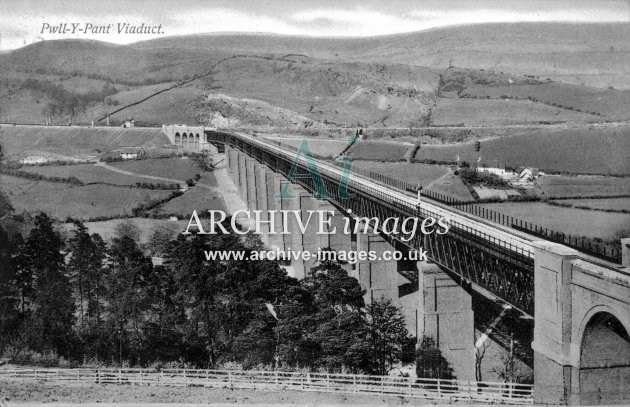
[459,168,509,188]
[0,213,414,374]
[20,79,118,118]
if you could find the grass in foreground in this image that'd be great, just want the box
[0,380,441,405]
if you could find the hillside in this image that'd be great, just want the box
[0,40,150,79]
[0,39,233,85]
[0,125,169,161]
[135,23,630,88]
[0,22,628,129]
[0,49,441,128]
[413,126,630,175]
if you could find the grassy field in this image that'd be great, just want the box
[554,197,630,212]
[431,98,599,127]
[18,163,156,186]
[538,175,630,198]
[352,161,448,185]
[157,185,226,216]
[109,156,200,181]
[135,171,226,216]
[479,201,630,239]
[414,126,630,175]
[425,173,474,202]
[264,136,349,158]
[0,125,169,160]
[0,379,427,405]
[347,141,412,162]
[351,161,473,201]
[461,82,630,121]
[1,175,173,221]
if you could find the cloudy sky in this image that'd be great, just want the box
[1,0,628,50]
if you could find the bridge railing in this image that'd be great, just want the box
[0,368,533,404]
[330,161,621,264]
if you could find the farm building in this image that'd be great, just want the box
[120,147,145,159]
[518,167,540,182]
[122,118,135,128]
[21,155,47,164]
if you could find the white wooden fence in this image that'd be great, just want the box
[0,368,533,404]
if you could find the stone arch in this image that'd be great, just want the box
[195,133,200,148]
[578,308,630,404]
[174,132,181,146]
[577,304,630,348]
[182,133,188,149]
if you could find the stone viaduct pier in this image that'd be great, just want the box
[163,125,630,405]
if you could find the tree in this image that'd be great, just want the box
[68,221,106,326]
[0,225,20,352]
[169,234,228,367]
[114,220,141,242]
[475,335,490,381]
[271,254,371,372]
[23,213,75,356]
[141,264,186,364]
[105,235,153,365]
[416,336,454,379]
[308,252,365,309]
[86,233,108,323]
[364,298,412,375]
[146,223,176,256]
[10,232,31,317]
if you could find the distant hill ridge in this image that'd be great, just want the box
[132,22,630,56]
[0,22,628,126]
[3,22,627,88]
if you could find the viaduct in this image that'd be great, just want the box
[163,124,630,405]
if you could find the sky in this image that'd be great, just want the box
[0,0,628,50]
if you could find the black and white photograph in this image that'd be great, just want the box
[0,1,629,405]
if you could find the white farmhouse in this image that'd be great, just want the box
[120,147,145,160]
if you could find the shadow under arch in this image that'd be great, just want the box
[579,311,630,404]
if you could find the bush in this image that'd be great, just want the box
[8,349,75,368]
